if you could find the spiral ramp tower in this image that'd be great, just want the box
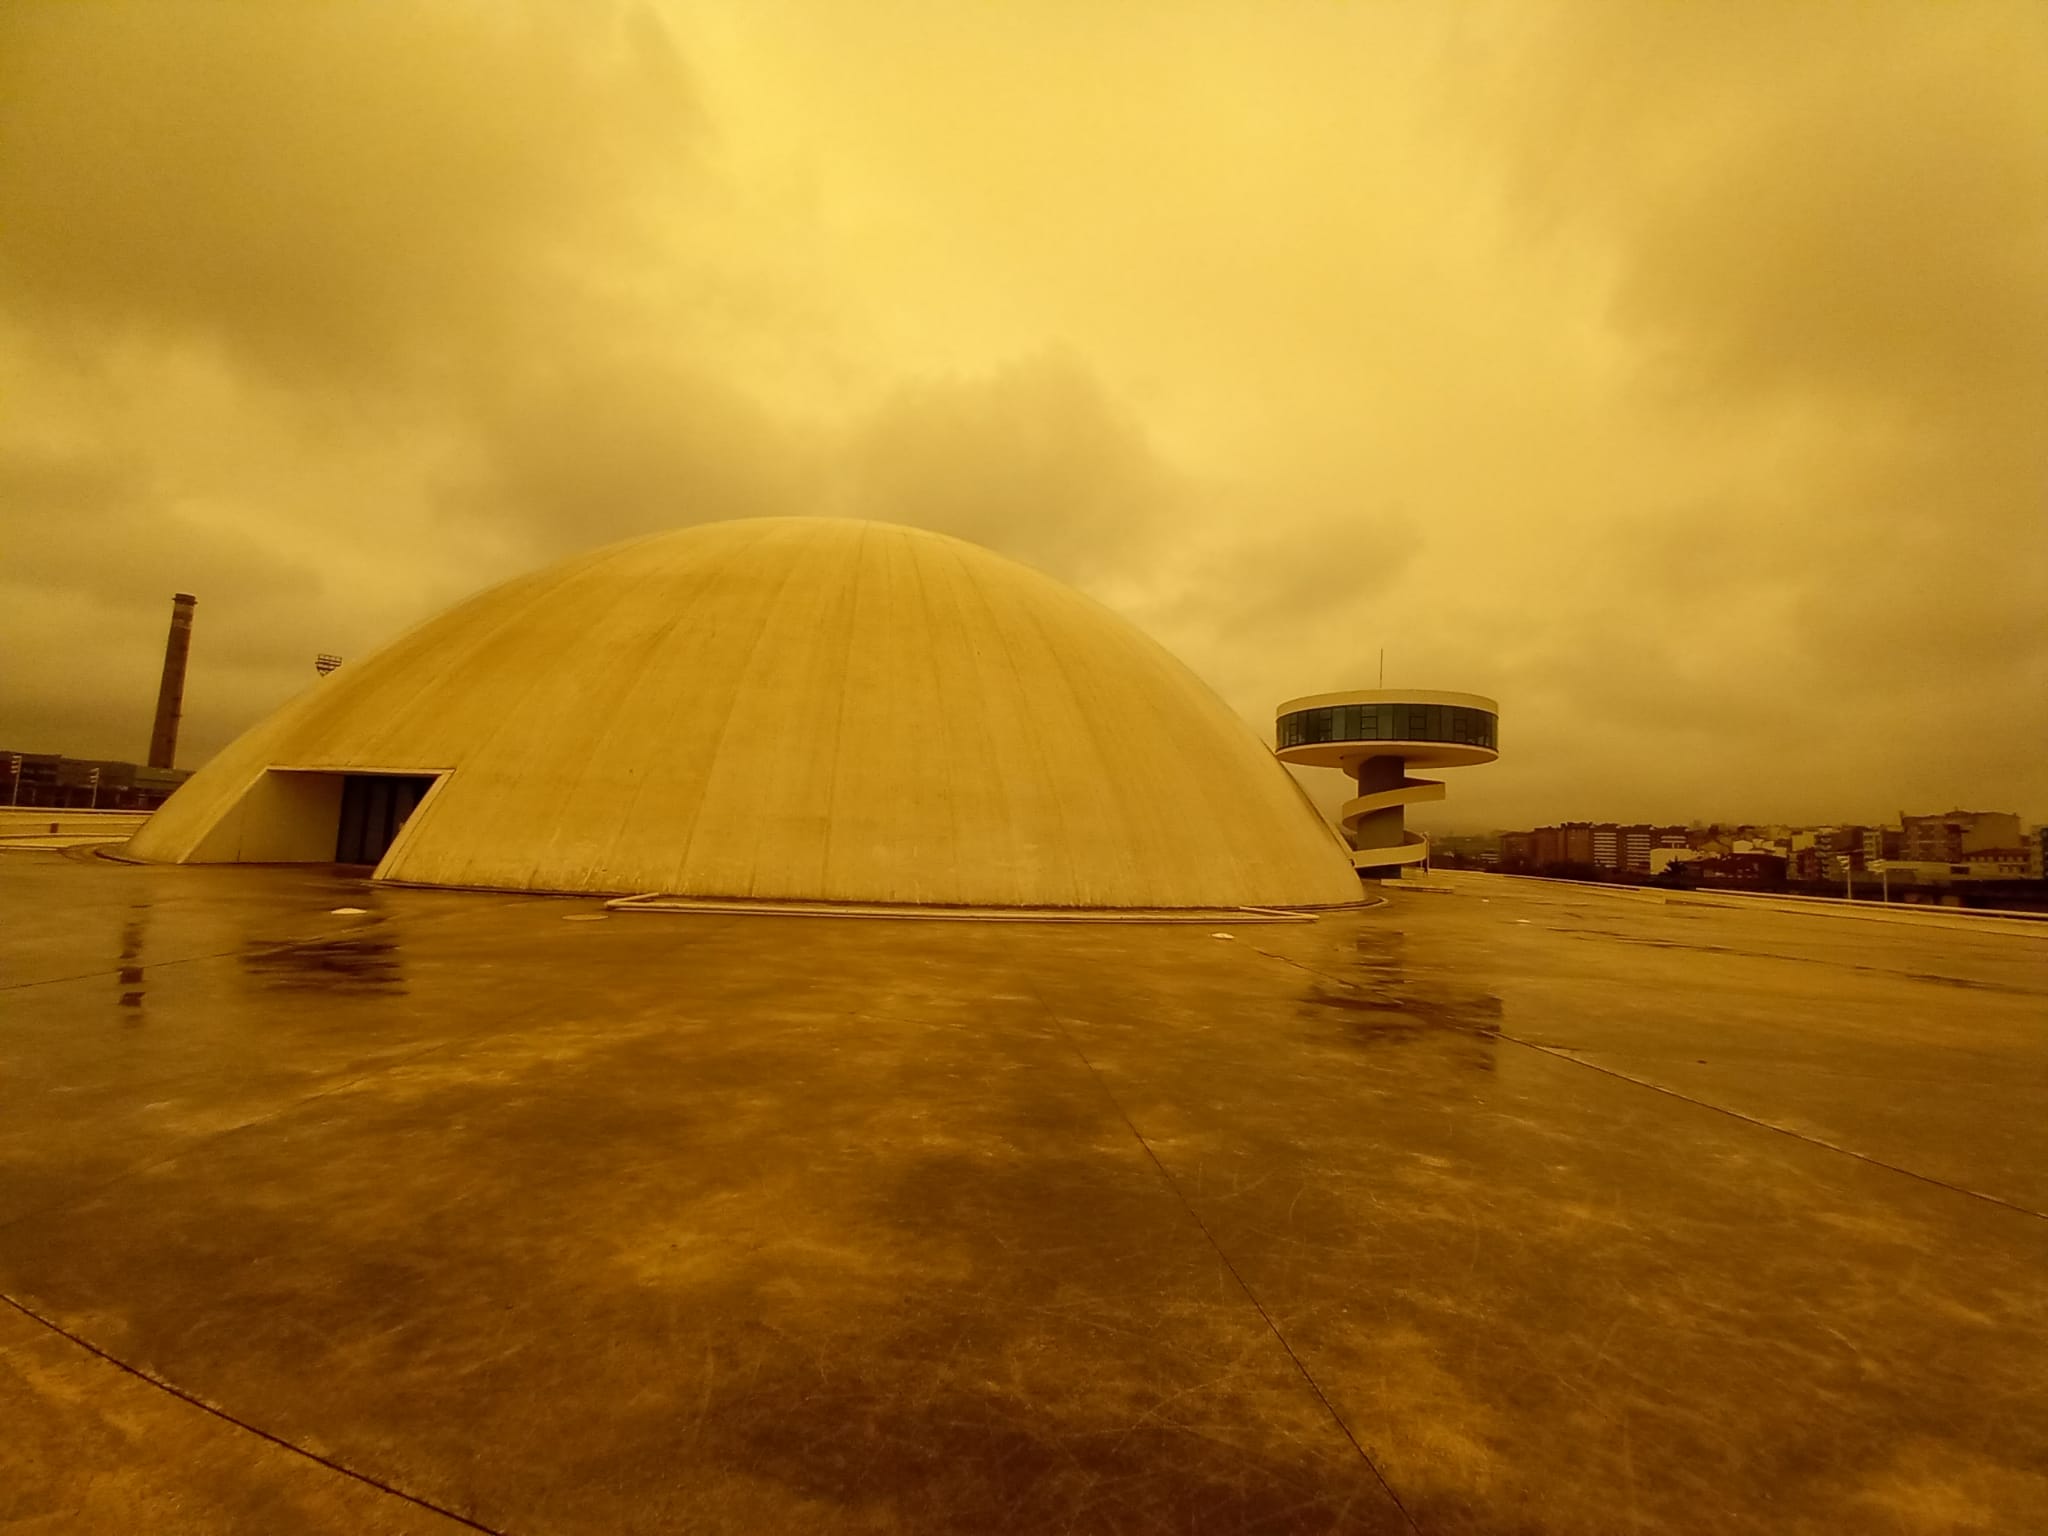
[1275,690,1499,878]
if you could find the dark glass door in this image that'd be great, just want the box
[335,775,434,865]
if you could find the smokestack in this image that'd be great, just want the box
[148,593,197,770]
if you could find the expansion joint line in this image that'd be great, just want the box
[1249,947,2048,1227]
[1024,980,1424,1534]
[1503,1037,2048,1225]
[0,1287,508,1535]
[0,897,564,1533]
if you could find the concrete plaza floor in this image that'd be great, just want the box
[2,850,2045,1534]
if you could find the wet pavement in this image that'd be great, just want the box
[2,850,2045,1534]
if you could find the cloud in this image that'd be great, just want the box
[0,1,1190,760]
[1423,0,2048,823]
[0,1,700,382]
[1472,3,2048,408]
[0,0,2041,829]
[833,354,1177,584]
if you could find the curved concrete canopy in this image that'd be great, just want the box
[130,518,1362,908]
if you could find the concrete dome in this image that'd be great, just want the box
[130,518,1362,907]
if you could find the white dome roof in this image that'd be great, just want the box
[131,518,1361,907]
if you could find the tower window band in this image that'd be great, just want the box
[1276,704,1496,752]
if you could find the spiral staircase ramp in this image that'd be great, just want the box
[1338,775,1444,869]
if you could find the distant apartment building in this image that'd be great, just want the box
[1499,822,1685,876]
[1592,825,1619,869]
[1901,813,1958,862]
[1610,824,1685,873]
[1958,847,2032,879]
[1815,825,1869,873]
[1650,847,1704,876]
[1499,811,2043,895]
[1501,824,1584,870]
[1697,852,1789,890]
[1431,833,1501,868]
[1518,825,1573,867]
[3,751,189,811]
[1900,810,2024,864]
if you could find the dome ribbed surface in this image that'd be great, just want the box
[132,518,1360,907]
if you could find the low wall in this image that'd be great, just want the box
[0,808,151,840]
[1449,869,2048,935]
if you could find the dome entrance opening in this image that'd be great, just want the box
[336,774,436,865]
[169,767,449,871]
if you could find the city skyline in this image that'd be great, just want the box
[1421,805,2046,839]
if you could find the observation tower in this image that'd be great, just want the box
[1275,689,1500,878]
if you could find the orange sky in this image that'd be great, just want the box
[3,1,2043,828]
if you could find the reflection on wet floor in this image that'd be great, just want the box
[1290,927,1506,1068]
[117,903,147,1013]
[240,923,407,996]
[6,857,2048,1533]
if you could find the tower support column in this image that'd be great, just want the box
[1352,755,1408,874]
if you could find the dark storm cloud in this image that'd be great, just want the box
[0,0,698,381]
[0,0,1185,764]
[0,0,708,755]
